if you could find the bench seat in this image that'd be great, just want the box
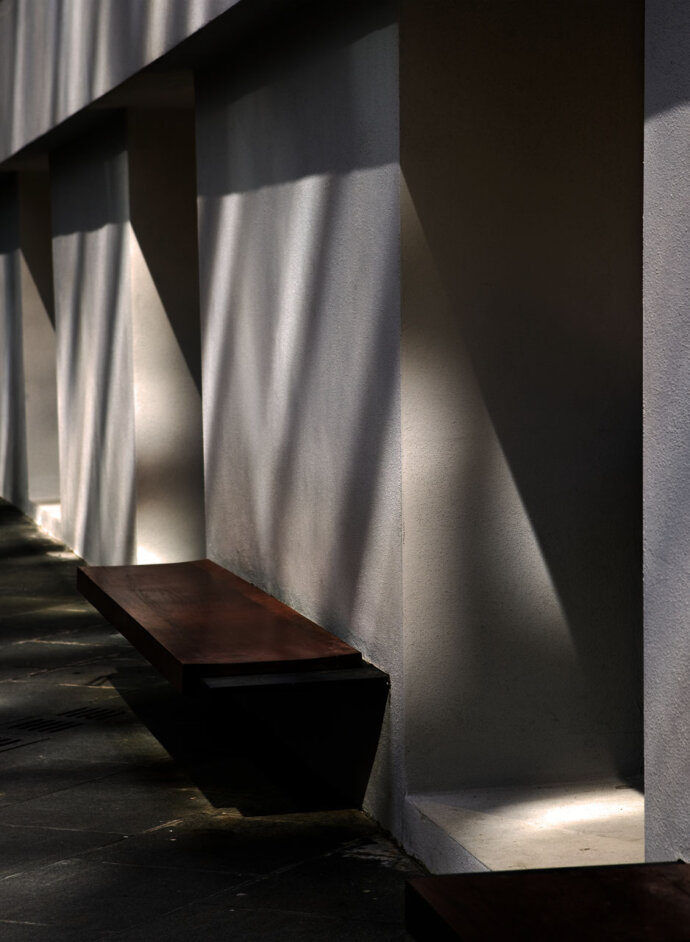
[77,559,364,693]
[406,863,690,941]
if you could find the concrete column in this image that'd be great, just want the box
[0,174,26,507]
[127,109,205,563]
[644,0,690,862]
[51,110,206,566]
[51,119,135,564]
[18,168,60,510]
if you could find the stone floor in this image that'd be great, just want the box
[0,500,424,940]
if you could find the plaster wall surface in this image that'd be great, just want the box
[644,0,690,862]
[401,0,643,795]
[0,0,240,163]
[195,4,402,828]
[0,174,26,507]
[128,109,205,563]
[18,170,59,505]
[51,121,135,565]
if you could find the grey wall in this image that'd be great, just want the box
[51,121,136,564]
[128,109,206,563]
[0,0,240,163]
[401,0,643,793]
[0,174,26,507]
[18,169,59,506]
[195,5,402,827]
[644,0,690,862]
[50,111,206,567]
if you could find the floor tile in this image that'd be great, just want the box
[0,920,88,942]
[0,500,425,941]
[109,906,413,942]
[0,822,125,877]
[224,837,424,924]
[79,807,379,876]
[0,858,243,935]
[0,761,212,834]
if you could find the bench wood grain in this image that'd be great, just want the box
[77,559,362,692]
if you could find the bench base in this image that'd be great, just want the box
[78,559,390,810]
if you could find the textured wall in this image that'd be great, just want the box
[18,169,59,506]
[196,5,402,826]
[644,0,690,862]
[0,0,240,162]
[50,112,206,567]
[128,109,206,563]
[51,120,136,564]
[0,174,26,507]
[401,0,643,794]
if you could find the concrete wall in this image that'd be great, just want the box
[50,111,206,567]
[0,174,26,507]
[644,0,690,862]
[401,0,643,794]
[128,109,205,564]
[18,169,59,507]
[195,4,402,827]
[51,120,136,564]
[0,0,652,862]
[0,0,240,162]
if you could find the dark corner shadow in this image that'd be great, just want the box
[0,178,27,505]
[18,169,56,328]
[401,0,643,782]
[110,667,388,816]
[0,174,19,254]
[50,114,129,236]
[128,108,202,394]
[194,0,398,198]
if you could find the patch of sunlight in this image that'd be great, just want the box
[407,780,644,872]
[137,547,163,564]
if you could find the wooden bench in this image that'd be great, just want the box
[406,862,690,941]
[77,559,386,693]
[78,559,389,807]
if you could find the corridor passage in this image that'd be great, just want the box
[0,500,421,940]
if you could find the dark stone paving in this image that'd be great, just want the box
[0,500,423,940]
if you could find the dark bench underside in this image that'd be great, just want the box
[406,863,690,942]
[78,559,374,693]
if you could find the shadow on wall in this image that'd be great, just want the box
[0,173,27,507]
[18,169,55,329]
[196,0,401,668]
[51,118,135,565]
[195,1,398,196]
[401,0,643,788]
[127,106,206,563]
[1,0,241,159]
[128,108,201,394]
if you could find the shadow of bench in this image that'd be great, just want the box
[78,559,389,808]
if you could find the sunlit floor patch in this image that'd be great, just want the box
[407,779,644,872]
